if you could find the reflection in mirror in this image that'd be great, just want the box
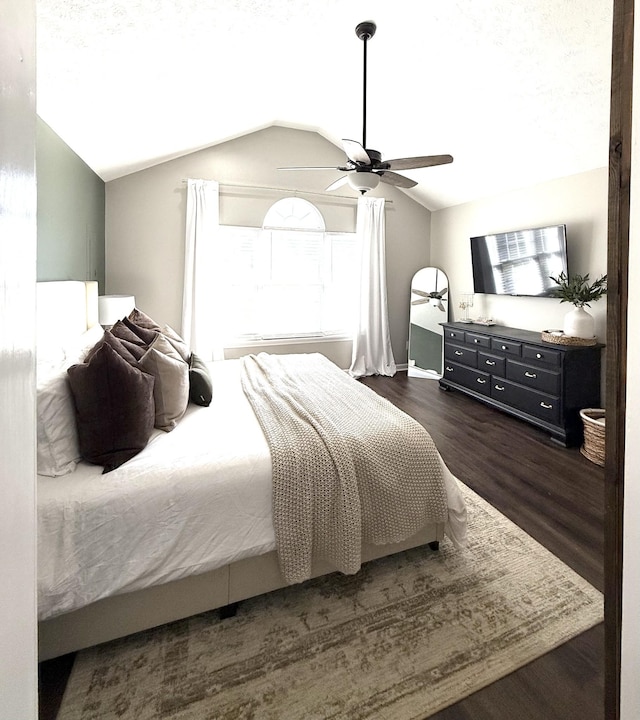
[408,267,449,379]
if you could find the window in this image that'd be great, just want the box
[217,198,358,343]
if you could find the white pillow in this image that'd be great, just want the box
[37,366,80,477]
[36,324,104,477]
[62,323,105,364]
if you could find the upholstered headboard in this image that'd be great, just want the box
[36,281,99,348]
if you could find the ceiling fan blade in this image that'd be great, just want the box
[278,165,349,171]
[326,176,350,192]
[377,171,418,189]
[342,139,371,165]
[411,298,429,305]
[383,154,454,171]
[412,289,431,298]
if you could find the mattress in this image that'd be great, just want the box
[37,359,467,621]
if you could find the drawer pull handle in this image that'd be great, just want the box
[536,353,542,359]
[540,402,553,409]
[476,378,487,384]
[474,339,480,343]
[445,366,453,372]
[450,332,455,337]
[485,360,496,366]
[525,371,537,378]
[494,384,505,391]
[454,350,463,356]
[501,345,507,350]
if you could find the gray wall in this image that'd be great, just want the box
[106,126,433,368]
[36,117,105,291]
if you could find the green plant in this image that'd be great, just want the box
[549,271,607,307]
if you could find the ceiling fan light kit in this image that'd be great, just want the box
[347,171,380,193]
[278,21,453,194]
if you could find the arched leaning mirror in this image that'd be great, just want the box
[408,267,449,379]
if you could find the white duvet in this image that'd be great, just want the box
[37,359,467,621]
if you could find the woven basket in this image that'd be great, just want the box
[541,330,597,346]
[579,408,605,466]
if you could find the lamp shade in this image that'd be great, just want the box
[347,171,380,194]
[98,295,136,327]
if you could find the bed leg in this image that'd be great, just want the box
[219,601,240,619]
[428,541,440,551]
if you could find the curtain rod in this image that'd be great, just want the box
[180,179,393,204]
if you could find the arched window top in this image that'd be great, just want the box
[263,197,325,231]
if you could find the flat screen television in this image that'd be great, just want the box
[470,224,568,297]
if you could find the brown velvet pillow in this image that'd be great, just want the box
[110,320,148,347]
[67,343,156,473]
[85,330,139,366]
[128,307,162,331]
[123,316,159,346]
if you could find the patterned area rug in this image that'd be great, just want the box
[58,483,603,720]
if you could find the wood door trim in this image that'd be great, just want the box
[606,0,633,718]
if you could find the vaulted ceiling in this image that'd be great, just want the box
[36,0,613,210]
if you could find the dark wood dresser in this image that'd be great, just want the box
[439,322,603,446]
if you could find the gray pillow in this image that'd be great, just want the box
[139,334,189,431]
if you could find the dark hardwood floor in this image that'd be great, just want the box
[39,372,604,720]
[360,372,604,720]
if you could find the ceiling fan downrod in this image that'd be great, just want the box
[355,21,376,152]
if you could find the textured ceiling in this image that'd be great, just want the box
[36,0,613,210]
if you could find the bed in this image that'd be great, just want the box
[36,281,467,660]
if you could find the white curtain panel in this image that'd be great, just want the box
[182,179,225,361]
[349,196,397,378]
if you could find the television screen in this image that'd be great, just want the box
[470,224,568,297]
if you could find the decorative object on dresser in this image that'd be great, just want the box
[439,322,603,447]
[548,271,607,339]
[458,293,474,323]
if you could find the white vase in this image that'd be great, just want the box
[563,305,595,339]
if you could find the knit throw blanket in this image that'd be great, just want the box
[241,353,448,584]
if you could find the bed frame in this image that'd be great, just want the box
[36,281,444,661]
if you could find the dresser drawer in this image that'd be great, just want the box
[523,344,561,368]
[478,352,506,376]
[506,360,560,395]
[491,338,522,357]
[445,343,477,368]
[444,328,465,343]
[465,332,491,348]
[491,378,560,425]
[442,362,491,396]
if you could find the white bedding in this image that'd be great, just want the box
[38,359,467,621]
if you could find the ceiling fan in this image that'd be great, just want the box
[279,21,453,194]
[411,286,449,311]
